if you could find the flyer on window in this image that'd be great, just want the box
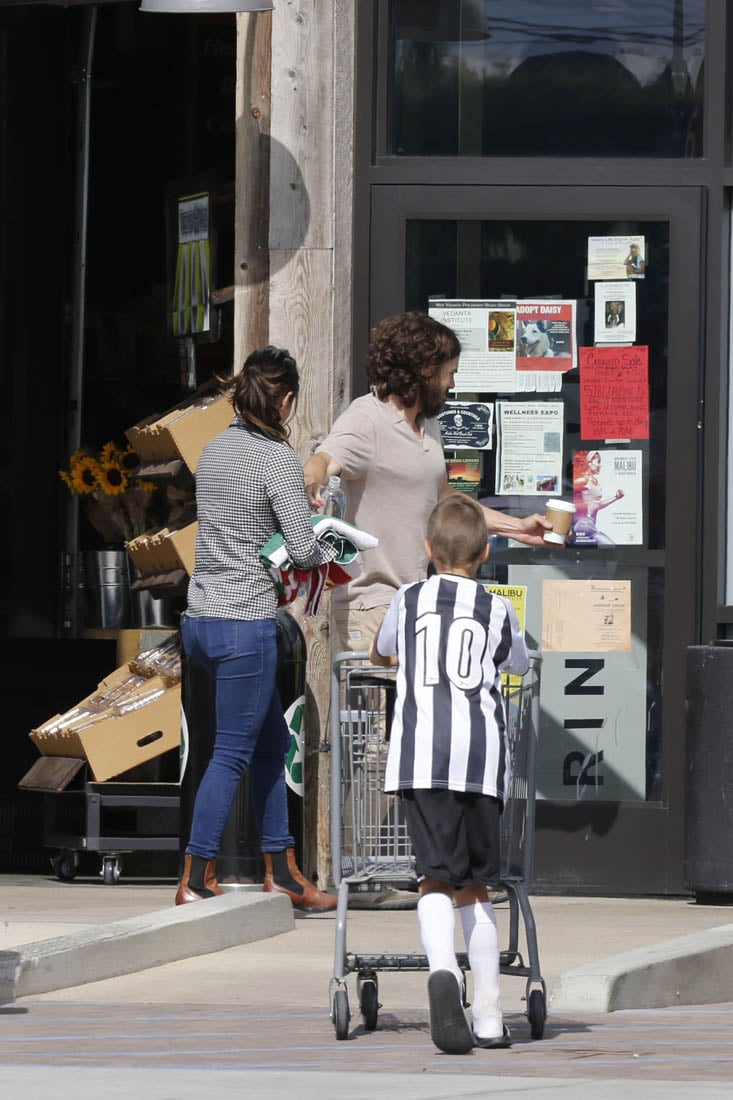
[572,449,644,546]
[594,281,636,345]
[495,401,564,495]
[587,235,646,281]
[482,582,527,687]
[438,401,493,449]
[446,452,482,494]
[542,579,632,653]
[516,299,577,372]
[428,298,517,391]
[579,345,649,440]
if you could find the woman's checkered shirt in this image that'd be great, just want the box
[186,419,336,620]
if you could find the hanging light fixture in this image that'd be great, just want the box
[140,1,274,12]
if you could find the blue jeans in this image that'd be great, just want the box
[181,615,294,858]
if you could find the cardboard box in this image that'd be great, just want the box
[29,667,181,782]
[123,532,161,575]
[125,390,232,473]
[116,627,179,668]
[126,521,197,577]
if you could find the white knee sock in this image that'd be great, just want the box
[459,899,503,1039]
[417,893,463,989]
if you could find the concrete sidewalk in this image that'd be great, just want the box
[2,874,733,1097]
[2,873,733,1012]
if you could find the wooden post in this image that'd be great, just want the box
[234,10,272,365]
[233,2,355,886]
[268,1,355,887]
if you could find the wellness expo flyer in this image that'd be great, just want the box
[495,401,564,495]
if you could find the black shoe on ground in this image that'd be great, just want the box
[427,970,474,1055]
[473,1024,512,1049]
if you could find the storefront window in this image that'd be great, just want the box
[389,0,705,157]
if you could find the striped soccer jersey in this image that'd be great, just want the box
[378,573,529,799]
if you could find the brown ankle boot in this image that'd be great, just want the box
[175,854,223,905]
[262,848,336,912]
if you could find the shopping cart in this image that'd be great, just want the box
[328,650,545,1041]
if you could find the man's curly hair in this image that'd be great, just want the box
[366,311,461,406]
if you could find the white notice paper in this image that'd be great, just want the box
[594,281,637,345]
[429,298,517,392]
[495,401,565,495]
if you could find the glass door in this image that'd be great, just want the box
[370,184,703,894]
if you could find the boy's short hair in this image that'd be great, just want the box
[427,493,488,566]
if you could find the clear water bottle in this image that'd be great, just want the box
[319,475,346,519]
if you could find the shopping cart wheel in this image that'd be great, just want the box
[333,988,350,1040]
[528,988,546,1039]
[101,856,121,885]
[360,979,379,1031]
[52,849,79,882]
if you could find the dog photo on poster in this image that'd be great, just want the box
[516,300,577,373]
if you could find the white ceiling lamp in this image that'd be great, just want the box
[140,1,274,12]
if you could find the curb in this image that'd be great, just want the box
[549,922,733,1012]
[0,889,293,1004]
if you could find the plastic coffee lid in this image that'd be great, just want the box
[543,531,567,544]
[546,498,575,513]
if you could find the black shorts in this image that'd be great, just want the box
[399,788,502,889]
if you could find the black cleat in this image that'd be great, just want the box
[427,970,474,1055]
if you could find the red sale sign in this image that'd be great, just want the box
[579,345,649,440]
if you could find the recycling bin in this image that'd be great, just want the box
[684,644,733,903]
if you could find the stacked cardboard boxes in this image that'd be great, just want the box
[125,384,232,476]
[27,635,182,782]
[126,520,197,579]
[124,382,232,584]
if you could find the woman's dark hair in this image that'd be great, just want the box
[366,311,461,405]
[229,346,300,442]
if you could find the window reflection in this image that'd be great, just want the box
[389,0,705,157]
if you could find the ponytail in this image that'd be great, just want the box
[228,346,300,442]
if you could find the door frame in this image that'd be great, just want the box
[369,182,704,894]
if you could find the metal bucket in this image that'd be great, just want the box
[82,549,131,629]
[130,586,178,628]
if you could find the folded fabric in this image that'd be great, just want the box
[259,516,379,616]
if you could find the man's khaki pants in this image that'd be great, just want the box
[333,605,389,657]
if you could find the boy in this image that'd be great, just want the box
[369,493,529,1054]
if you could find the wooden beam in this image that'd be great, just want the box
[267,1,355,888]
[234,10,272,367]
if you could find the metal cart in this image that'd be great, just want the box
[328,650,545,1041]
[20,756,180,884]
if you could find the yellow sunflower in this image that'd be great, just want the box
[99,441,119,464]
[119,445,141,473]
[96,458,129,496]
[64,454,101,495]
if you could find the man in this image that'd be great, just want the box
[624,243,646,276]
[304,311,550,654]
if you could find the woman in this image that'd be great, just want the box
[572,450,624,546]
[176,346,337,911]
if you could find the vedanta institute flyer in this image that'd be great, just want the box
[429,297,517,391]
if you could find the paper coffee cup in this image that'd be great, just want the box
[543,498,576,545]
